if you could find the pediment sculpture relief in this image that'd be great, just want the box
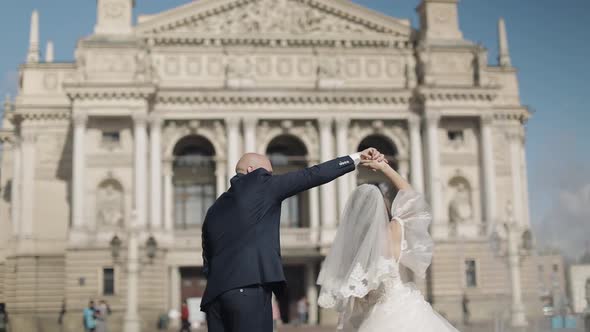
[168,0,372,35]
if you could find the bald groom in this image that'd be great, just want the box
[201,148,384,332]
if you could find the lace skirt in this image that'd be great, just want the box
[357,284,460,332]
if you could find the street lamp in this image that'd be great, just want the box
[109,211,158,332]
[489,201,531,329]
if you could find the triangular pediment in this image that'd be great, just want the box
[136,0,413,39]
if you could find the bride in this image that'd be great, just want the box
[317,159,460,332]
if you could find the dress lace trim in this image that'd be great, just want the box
[318,257,397,309]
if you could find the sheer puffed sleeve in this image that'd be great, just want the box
[391,190,434,279]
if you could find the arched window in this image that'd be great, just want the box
[357,135,399,204]
[266,135,309,228]
[173,135,216,229]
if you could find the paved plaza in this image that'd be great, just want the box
[187,317,586,332]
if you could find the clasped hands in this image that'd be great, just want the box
[359,148,389,172]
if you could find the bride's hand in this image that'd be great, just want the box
[360,159,389,172]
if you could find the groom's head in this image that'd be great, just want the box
[236,153,273,175]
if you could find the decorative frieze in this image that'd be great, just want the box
[139,0,411,41]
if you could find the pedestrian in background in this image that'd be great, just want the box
[83,301,97,332]
[296,297,308,325]
[180,300,190,332]
[96,300,110,332]
[0,303,8,332]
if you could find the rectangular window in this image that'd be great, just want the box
[447,130,464,142]
[102,131,120,144]
[103,268,115,295]
[465,259,477,288]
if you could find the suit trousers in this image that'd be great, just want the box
[206,285,273,332]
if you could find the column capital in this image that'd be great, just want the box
[505,126,525,143]
[225,117,241,128]
[335,117,350,129]
[408,114,421,129]
[148,114,164,127]
[318,117,333,128]
[424,111,441,126]
[21,131,37,144]
[481,113,495,126]
[72,112,88,127]
[132,112,148,126]
[243,117,258,128]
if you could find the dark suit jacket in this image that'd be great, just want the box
[200,156,356,310]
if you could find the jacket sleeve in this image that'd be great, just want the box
[268,156,356,202]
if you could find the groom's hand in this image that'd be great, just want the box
[360,148,387,164]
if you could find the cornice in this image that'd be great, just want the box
[147,34,411,49]
[64,82,157,100]
[12,110,70,121]
[155,90,413,105]
[416,86,498,102]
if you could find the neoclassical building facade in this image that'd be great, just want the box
[0,0,539,330]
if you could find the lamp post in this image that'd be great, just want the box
[490,201,531,329]
[110,211,158,332]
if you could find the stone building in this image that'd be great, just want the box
[0,0,539,330]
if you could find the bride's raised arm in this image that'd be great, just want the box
[360,160,434,279]
[360,159,412,192]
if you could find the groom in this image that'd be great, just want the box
[201,148,385,332]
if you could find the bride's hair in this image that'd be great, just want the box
[368,183,393,220]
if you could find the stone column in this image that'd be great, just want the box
[163,159,174,232]
[335,118,350,216]
[505,204,528,327]
[243,117,257,153]
[10,139,22,237]
[306,263,319,325]
[319,118,337,231]
[169,266,181,327]
[408,115,425,193]
[226,117,240,185]
[72,113,88,231]
[20,132,36,237]
[398,158,410,182]
[424,112,444,238]
[309,179,320,244]
[215,160,226,198]
[149,116,163,230]
[507,126,525,226]
[520,140,531,227]
[133,113,148,228]
[480,115,497,234]
[124,213,141,332]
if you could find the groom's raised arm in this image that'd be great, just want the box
[268,153,362,201]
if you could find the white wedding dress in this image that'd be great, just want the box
[318,185,459,332]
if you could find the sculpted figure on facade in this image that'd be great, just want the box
[134,43,158,83]
[178,0,370,35]
[97,181,124,227]
[449,181,473,226]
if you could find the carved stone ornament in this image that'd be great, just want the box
[449,180,473,225]
[97,180,124,227]
[171,0,372,36]
[102,1,128,19]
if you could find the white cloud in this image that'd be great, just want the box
[559,184,590,219]
[535,183,590,261]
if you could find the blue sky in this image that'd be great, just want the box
[1,0,589,259]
